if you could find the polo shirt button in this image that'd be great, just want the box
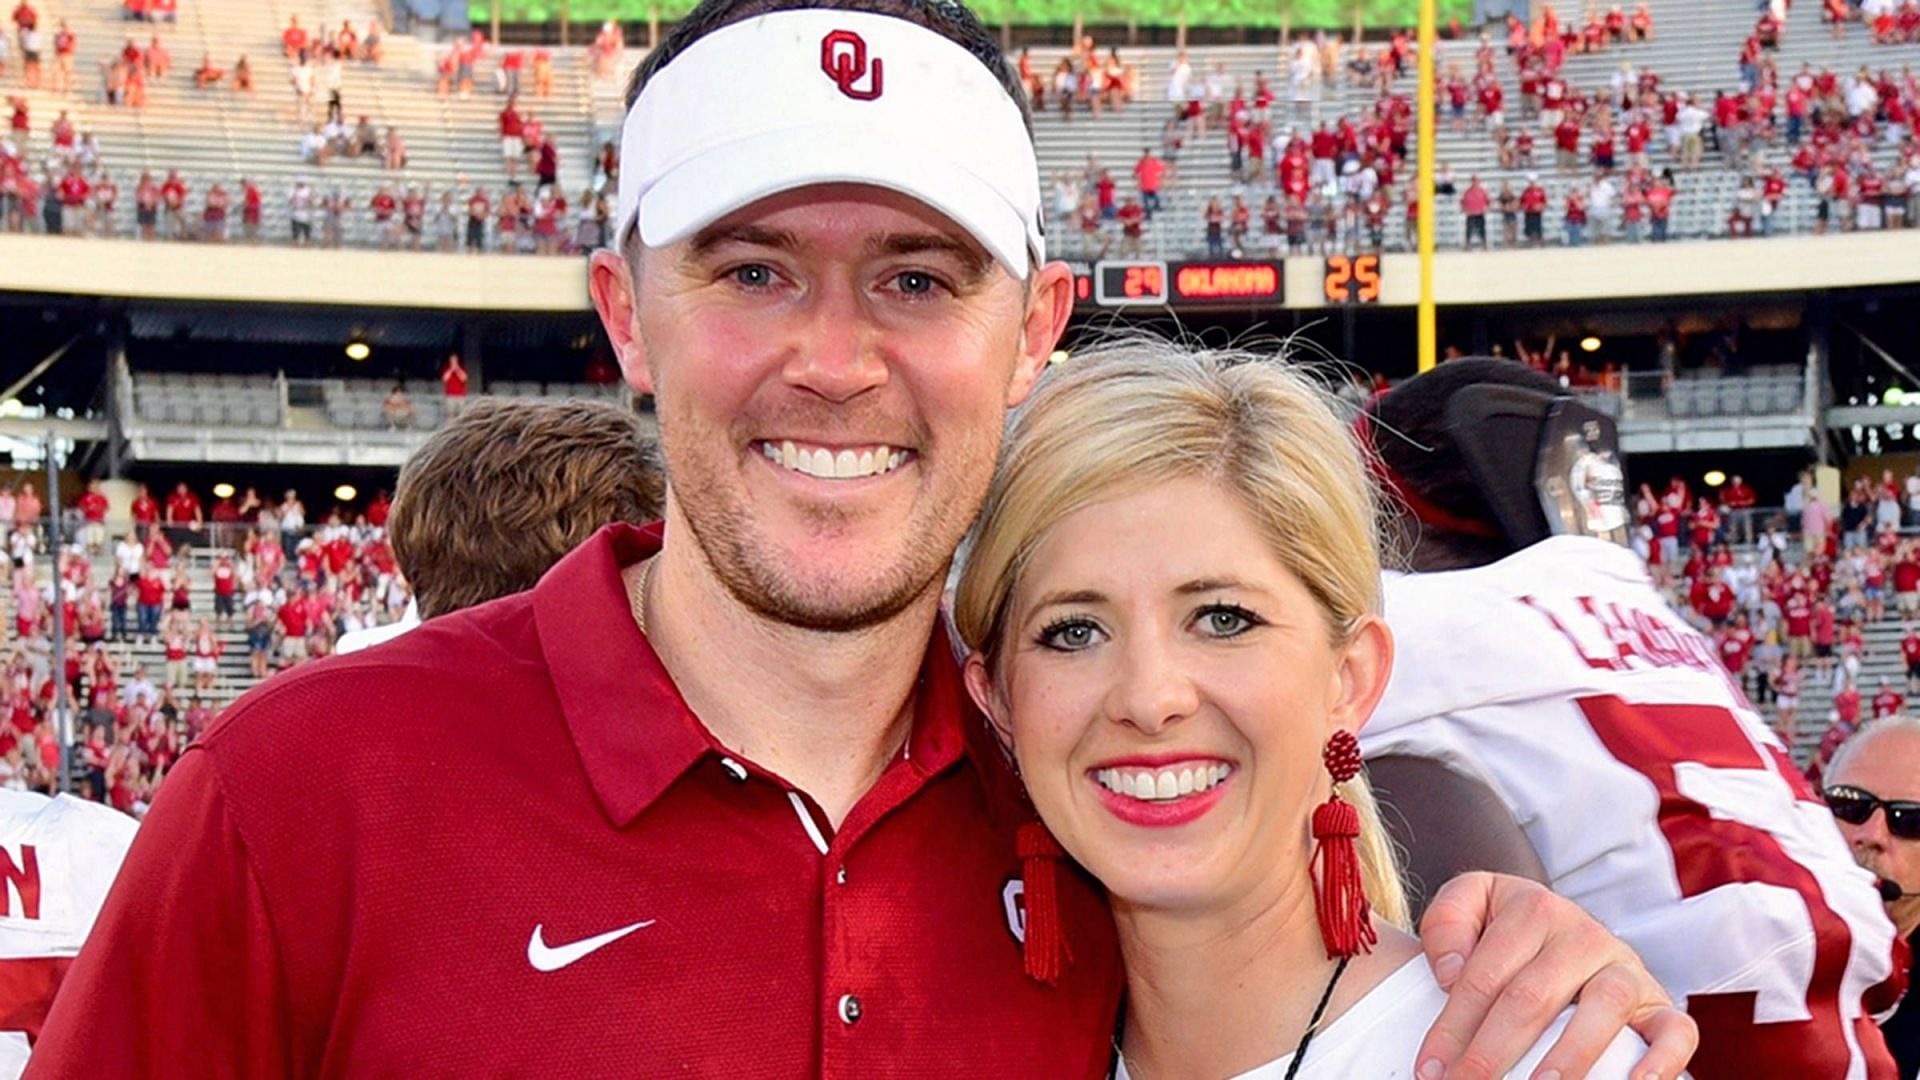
[837,994,862,1026]
[835,866,847,886]
[719,757,748,782]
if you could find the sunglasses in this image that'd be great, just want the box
[1824,785,1920,840]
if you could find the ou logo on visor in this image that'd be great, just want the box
[821,30,883,101]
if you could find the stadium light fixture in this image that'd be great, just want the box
[1703,470,1727,488]
[345,340,371,362]
[0,399,21,417]
[334,484,358,503]
[212,483,235,499]
[1886,386,1908,406]
[1579,336,1602,353]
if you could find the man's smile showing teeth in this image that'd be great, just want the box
[1094,763,1233,803]
[759,440,908,480]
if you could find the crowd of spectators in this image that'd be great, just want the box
[1050,0,1920,259]
[0,477,411,812]
[1633,462,1920,779]
[0,6,613,255]
[1017,35,1139,121]
[1420,3,1920,248]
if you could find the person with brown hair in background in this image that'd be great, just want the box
[383,397,663,621]
[333,396,662,657]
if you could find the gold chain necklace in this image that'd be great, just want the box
[626,556,658,637]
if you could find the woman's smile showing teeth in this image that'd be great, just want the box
[1093,762,1233,802]
[1089,758,1236,828]
[758,440,909,480]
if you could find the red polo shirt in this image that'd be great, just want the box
[29,523,1122,1076]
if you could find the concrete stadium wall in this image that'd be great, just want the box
[1,229,1914,315]
[0,236,591,313]
[1281,230,1920,310]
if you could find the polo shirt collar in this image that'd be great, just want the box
[534,523,1012,829]
[535,522,712,827]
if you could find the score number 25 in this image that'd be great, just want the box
[1324,254,1382,304]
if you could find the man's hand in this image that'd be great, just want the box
[1414,872,1697,1080]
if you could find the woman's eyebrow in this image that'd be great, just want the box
[1030,588,1106,610]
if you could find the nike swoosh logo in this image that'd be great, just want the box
[526,919,656,972]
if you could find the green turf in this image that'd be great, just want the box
[472,0,1476,31]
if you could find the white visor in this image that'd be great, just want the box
[616,9,1042,278]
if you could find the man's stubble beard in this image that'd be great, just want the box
[656,400,995,636]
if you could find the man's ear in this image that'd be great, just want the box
[963,651,1015,755]
[1006,260,1075,409]
[588,247,655,396]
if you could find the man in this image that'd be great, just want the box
[1520,171,1548,246]
[340,397,664,654]
[1130,146,1163,218]
[1460,172,1489,249]
[74,481,107,556]
[31,5,1690,1076]
[1358,359,1902,1076]
[1878,678,1908,720]
[1825,716,1920,1078]
[349,399,664,653]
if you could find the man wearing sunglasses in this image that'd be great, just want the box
[1827,714,1920,1078]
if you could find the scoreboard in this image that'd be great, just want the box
[1322,254,1383,304]
[1067,256,1384,309]
[1071,260,1285,309]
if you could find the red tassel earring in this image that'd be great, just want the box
[1016,821,1072,985]
[1311,729,1377,960]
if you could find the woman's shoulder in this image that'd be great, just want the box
[1243,958,1647,1080]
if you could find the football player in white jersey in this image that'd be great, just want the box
[0,788,136,1076]
[1356,360,1905,1079]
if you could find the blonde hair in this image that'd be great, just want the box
[953,338,1408,930]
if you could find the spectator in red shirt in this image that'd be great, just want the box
[275,584,312,666]
[1460,174,1489,248]
[133,566,165,642]
[1721,474,1758,540]
[129,482,158,540]
[1718,612,1756,694]
[1692,567,1736,627]
[1645,174,1675,241]
[76,479,109,555]
[1131,148,1165,219]
[464,185,490,253]
[163,480,202,545]
[1808,677,1864,786]
[54,164,88,237]
[440,352,469,411]
[498,96,523,180]
[1893,543,1920,621]
[240,177,262,243]
[209,553,238,630]
[1519,173,1548,246]
[1812,597,1838,678]
[1115,195,1145,258]
[158,169,187,240]
[1784,587,1815,662]
[1903,625,1920,693]
[1875,679,1906,719]
[281,14,306,58]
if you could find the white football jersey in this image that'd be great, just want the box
[1363,536,1902,1079]
[0,790,137,1077]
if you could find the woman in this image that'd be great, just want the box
[953,342,1649,1078]
[189,617,218,693]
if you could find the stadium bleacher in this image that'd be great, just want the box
[4,0,598,245]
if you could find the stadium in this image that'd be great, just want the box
[0,0,1915,1072]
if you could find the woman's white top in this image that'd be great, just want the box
[1113,957,1646,1080]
